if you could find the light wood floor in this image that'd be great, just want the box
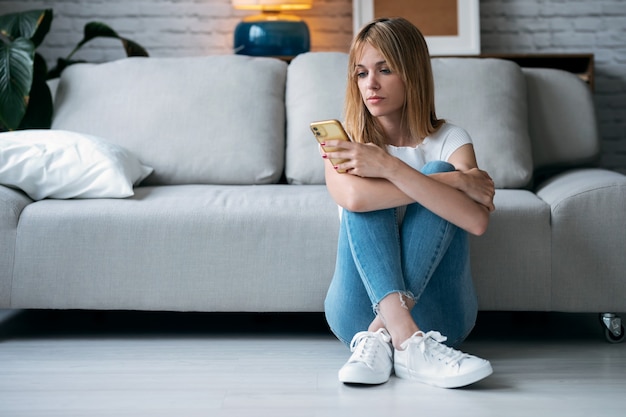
[1,310,625,417]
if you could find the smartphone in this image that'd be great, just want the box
[310,119,351,173]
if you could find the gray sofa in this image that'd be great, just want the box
[1,53,625,338]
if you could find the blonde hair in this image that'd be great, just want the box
[344,17,444,148]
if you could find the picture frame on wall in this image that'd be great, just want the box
[353,0,481,56]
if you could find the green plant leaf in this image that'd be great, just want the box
[121,38,149,57]
[0,37,35,131]
[19,52,52,129]
[18,75,52,129]
[67,21,149,60]
[76,21,119,49]
[0,9,52,47]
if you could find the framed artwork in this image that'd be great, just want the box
[353,0,481,56]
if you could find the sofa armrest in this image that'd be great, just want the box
[0,185,33,222]
[0,185,33,307]
[536,168,626,208]
[536,168,626,311]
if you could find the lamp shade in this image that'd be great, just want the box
[232,0,313,12]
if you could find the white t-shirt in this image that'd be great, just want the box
[386,123,472,170]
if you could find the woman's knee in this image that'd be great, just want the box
[421,161,455,175]
[324,301,354,347]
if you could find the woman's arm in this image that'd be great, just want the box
[323,141,494,236]
[323,155,412,211]
[430,144,496,212]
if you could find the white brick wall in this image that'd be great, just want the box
[1,0,624,173]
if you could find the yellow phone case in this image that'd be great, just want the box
[310,119,351,173]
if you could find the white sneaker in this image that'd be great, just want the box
[338,328,393,384]
[394,330,492,388]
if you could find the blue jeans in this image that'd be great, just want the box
[324,161,478,348]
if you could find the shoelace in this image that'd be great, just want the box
[350,331,389,365]
[415,331,468,367]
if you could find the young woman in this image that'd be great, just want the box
[321,17,496,388]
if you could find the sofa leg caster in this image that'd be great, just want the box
[600,313,625,343]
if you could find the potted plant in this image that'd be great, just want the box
[0,9,148,132]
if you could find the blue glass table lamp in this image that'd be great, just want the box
[232,0,312,58]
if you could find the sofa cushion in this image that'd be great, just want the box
[286,54,533,188]
[11,184,339,311]
[52,56,287,185]
[285,52,349,185]
[431,58,533,188]
[470,189,551,310]
[0,129,152,200]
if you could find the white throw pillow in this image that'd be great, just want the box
[0,130,153,200]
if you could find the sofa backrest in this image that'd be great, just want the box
[522,67,600,176]
[286,53,602,188]
[49,53,600,188]
[287,53,534,189]
[52,55,288,186]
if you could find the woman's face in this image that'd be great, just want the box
[356,43,406,122]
